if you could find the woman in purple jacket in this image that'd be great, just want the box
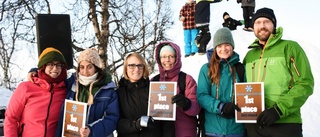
[152,41,201,137]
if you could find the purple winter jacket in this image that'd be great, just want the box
[152,41,201,137]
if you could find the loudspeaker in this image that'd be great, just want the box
[36,14,73,69]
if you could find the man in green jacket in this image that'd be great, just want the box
[243,7,314,137]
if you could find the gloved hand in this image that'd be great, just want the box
[27,68,38,83]
[135,116,155,131]
[220,102,240,118]
[237,0,241,3]
[171,94,191,111]
[257,106,281,126]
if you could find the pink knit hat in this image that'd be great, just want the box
[78,48,101,68]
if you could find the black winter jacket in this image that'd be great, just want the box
[116,78,163,137]
[222,17,242,30]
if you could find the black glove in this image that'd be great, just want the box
[135,116,155,131]
[171,94,191,111]
[257,106,281,126]
[220,102,240,118]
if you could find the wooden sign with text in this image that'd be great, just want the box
[147,82,177,121]
[62,100,87,137]
[235,82,264,123]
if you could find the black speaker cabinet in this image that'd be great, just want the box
[36,14,73,69]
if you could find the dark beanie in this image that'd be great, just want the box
[223,12,229,18]
[38,47,67,68]
[252,8,277,29]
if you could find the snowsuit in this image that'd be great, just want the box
[197,52,246,136]
[116,77,162,137]
[4,78,66,137]
[222,17,243,30]
[243,27,314,137]
[153,41,201,137]
[238,0,255,29]
[194,0,222,54]
[180,1,199,56]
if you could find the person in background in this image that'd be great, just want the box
[179,0,199,57]
[116,52,161,137]
[237,0,255,31]
[194,0,222,55]
[197,27,246,137]
[55,48,119,137]
[243,7,314,137]
[222,12,243,31]
[5,47,67,137]
[152,41,201,137]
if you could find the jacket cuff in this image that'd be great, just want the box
[273,104,283,116]
[218,102,225,114]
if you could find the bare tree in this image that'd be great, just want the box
[0,0,174,87]
[0,0,48,89]
[59,0,173,83]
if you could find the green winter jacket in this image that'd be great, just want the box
[197,52,245,135]
[243,27,314,124]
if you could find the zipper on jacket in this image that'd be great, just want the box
[18,123,25,137]
[44,84,54,137]
[290,55,301,77]
[164,71,168,81]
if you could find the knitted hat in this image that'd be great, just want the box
[160,45,176,56]
[252,7,277,30]
[78,48,101,68]
[213,27,234,49]
[223,12,229,18]
[38,47,67,68]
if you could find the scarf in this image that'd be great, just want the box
[78,73,98,86]
[76,71,113,105]
[38,67,67,84]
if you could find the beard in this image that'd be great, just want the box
[255,28,272,42]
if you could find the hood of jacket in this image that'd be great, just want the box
[155,41,182,80]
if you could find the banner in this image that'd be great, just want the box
[147,82,177,121]
[235,82,264,123]
[62,99,87,137]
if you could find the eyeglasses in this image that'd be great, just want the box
[160,55,176,59]
[127,64,144,70]
[46,63,64,69]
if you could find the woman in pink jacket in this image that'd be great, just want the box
[152,41,201,137]
[4,47,67,137]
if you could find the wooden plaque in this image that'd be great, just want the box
[147,82,177,121]
[62,100,87,137]
[235,82,264,123]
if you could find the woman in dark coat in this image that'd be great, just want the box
[116,53,161,137]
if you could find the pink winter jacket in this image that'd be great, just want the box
[4,77,66,137]
[154,41,201,137]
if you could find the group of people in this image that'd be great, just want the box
[179,0,256,57]
[197,7,313,137]
[3,5,314,137]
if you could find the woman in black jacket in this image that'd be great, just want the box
[116,53,162,137]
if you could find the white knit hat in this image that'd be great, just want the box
[78,48,101,68]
